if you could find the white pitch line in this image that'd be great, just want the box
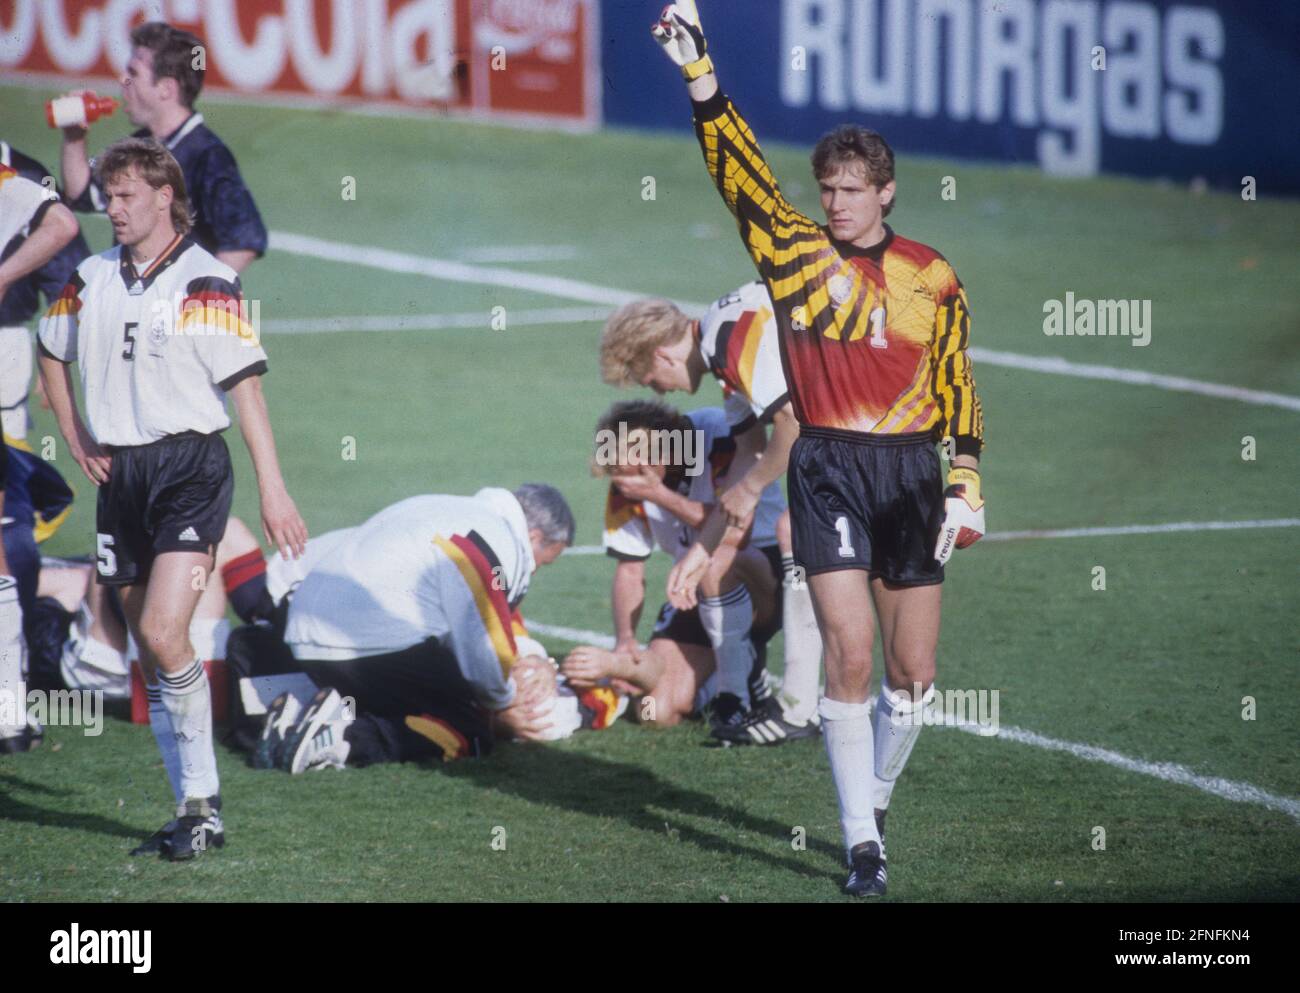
[261,307,609,335]
[526,621,1300,821]
[459,245,580,263]
[969,348,1300,412]
[269,230,698,312]
[983,517,1300,542]
[953,721,1300,823]
[270,230,1300,413]
[563,518,1300,558]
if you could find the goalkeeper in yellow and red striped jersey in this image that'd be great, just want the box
[652,1,987,898]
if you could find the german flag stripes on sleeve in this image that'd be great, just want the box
[182,275,269,391]
[433,530,520,710]
[603,486,653,561]
[37,269,86,363]
[692,91,824,282]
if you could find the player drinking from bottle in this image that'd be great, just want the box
[58,21,267,272]
[38,137,306,860]
[651,1,986,896]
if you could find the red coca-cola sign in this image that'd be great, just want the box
[0,0,599,127]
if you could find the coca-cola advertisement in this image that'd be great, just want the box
[0,0,600,127]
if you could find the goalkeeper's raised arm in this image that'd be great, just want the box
[651,3,822,284]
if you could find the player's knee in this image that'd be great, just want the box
[884,645,935,691]
[136,616,191,669]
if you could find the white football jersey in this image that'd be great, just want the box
[603,406,784,563]
[264,526,358,607]
[37,235,267,446]
[697,281,791,430]
[0,167,55,266]
[283,488,536,711]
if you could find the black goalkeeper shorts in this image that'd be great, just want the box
[788,427,945,587]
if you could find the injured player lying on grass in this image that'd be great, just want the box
[560,399,817,743]
[219,483,627,775]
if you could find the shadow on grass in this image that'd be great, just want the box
[447,743,845,886]
[0,770,142,842]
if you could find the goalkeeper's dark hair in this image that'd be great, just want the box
[513,483,576,547]
[811,125,897,217]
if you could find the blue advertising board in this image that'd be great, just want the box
[600,0,1300,194]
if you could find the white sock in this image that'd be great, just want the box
[146,683,184,804]
[0,576,27,737]
[157,659,220,801]
[873,679,934,810]
[819,696,881,855]
[0,326,32,440]
[779,555,822,722]
[698,585,755,706]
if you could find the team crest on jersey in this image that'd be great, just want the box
[828,274,853,306]
[149,314,169,347]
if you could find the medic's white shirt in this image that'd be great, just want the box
[283,488,536,711]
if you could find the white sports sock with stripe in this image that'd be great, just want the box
[779,555,822,723]
[698,585,755,705]
[157,659,220,801]
[0,577,26,737]
[146,683,184,804]
[819,696,881,854]
[872,679,934,810]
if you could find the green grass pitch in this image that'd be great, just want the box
[1,84,1297,902]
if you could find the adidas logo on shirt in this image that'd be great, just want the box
[178,526,200,542]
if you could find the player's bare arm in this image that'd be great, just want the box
[718,402,798,527]
[228,375,307,559]
[215,249,257,274]
[36,352,110,485]
[57,93,93,202]
[610,556,645,657]
[0,202,79,301]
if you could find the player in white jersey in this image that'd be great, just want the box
[261,484,579,772]
[561,400,792,737]
[37,138,306,861]
[0,168,80,749]
[599,285,824,743]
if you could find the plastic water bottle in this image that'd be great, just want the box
[45,92,118,129]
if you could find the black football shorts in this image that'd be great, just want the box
[95,430,234,586]
[788,427,945,587]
